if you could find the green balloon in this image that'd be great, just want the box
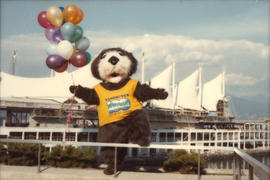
[60,22,76,42]
[72,26,83,43]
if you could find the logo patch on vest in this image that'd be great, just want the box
[107,98,131,114]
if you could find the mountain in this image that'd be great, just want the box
[229,95,269,120]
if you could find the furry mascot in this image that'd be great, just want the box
[69,48,168,175]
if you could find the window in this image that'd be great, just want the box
[78,132,88,142]
[25,132,36,140]
[65,132,76,141]
[52,132,63,141]
[39,132,50,140]
[89,132,97,142]
[151,132,157,142]
[7,111,30,126]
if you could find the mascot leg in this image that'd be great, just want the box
[98,121,129,175]
[127,109,151,147]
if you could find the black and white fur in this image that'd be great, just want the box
[69,47,168,175]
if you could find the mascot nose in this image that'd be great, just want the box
[108,56,119,65]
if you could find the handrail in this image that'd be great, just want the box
[1,139,269,180]
[0,138,235,150]
[233,148,270,180]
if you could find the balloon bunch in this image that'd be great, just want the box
[38,4,91,73]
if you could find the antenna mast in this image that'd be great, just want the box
[141,52,145,83]
[12,50,17,75]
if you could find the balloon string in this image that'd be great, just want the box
[66,63,76,133]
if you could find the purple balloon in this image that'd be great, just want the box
[46,54,66,69]
[45,28,63,44]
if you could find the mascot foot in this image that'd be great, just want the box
[103,166,114,175]
[103,164,123,175]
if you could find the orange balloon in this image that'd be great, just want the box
[55,61,68,73]
[73,8,84,25]
[63,4,78,23]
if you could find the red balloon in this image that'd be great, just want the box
[55,61,68,72]
[38,11,55,29]
[70,51,88,67]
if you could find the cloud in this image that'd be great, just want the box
[1,31,268,90]
[226,73,258,86]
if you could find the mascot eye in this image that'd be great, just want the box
[119,52,125,56]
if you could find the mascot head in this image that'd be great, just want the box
[91,48,137,83]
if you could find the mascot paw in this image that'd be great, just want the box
[156,88,168,99]
[136,137,150,147]
[69,85,82,94]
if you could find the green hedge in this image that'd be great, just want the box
[163,149,205,174]
[0,143,97,168]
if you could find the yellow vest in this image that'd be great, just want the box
[94,79,142,127]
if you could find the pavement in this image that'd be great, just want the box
[0,165,260,180]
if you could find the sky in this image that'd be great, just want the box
[0,0,269,99]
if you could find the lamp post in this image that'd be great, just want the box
[12,50,17,75]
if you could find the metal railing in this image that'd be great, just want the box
[233,148,270,180]
[1,138,269,179]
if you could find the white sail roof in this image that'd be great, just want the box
[202,72,225,111]
[0,64,100,102]
[150,65,174,109]
[176,68,202,110]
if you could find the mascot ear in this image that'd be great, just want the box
[127,52,137,76]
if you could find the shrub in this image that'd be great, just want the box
[0,143,7,163]
[47,145,97,168]
[163,149,205,174]
[6,143,46,166]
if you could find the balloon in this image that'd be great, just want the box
[46,54,66,69]
[46,6,63,27]
[55,61,68,72]
[59,6,64,11]
[57,40,73,59]
[70,51,88,67]
[61,22,76,41]
[83,51,92,64]
[45,28,63,44]
[46,43,58,55]
[72,45,76,54]
[37,11,55,29]
[72,26,83,42]
[75,36,90,51]
[63,4,78,24]
[73,8,84,24]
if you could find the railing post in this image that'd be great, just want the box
[248,165,253,180]
[236,155,241,180]
[114,147,117,178]
[198,149,200,180]
[37,143,41,173]
[233,152,237,180]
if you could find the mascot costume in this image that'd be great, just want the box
[70,47,168,175]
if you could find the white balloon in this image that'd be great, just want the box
[46,43,58,55]
[57,40,73,59]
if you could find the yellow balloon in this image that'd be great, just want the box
[72,45,76,54]
[46,6,63,27]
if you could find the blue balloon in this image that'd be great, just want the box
[59,6,64,11]
[75,36,90,51]
[61,22,76,42]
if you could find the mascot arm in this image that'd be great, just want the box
[134,82,168,102]
[69,85,99,105]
